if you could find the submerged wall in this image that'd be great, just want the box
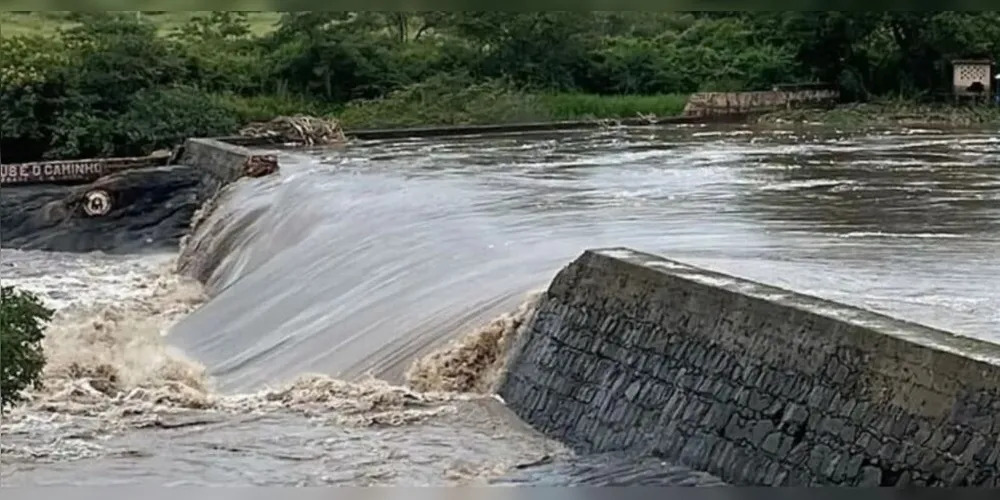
[497,248,1000,487]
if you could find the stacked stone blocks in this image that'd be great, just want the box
[498,248,1000,486]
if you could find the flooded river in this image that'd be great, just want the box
[2,123,998,485]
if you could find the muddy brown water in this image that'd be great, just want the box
[2,123,997,486]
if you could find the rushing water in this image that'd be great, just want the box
[2,123,998,486]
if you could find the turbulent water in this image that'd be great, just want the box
[2,123,998,486]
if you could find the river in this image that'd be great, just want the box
[2,123,997,486]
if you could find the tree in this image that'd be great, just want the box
[448,12,599,89]
[1,286,52,409]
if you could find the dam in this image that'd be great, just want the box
[498,248,1000,486]
[1,123,998,486]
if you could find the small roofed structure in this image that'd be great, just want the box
[951,58,994,104]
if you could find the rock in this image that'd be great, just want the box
[1,165,204,253]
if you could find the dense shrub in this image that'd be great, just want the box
[0,287,53,409]
[0,34,72,161]
[169,12,271,95]
[339,75,550,129]
[50,85,243,158]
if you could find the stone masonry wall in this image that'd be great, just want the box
[497,248,1000,487]
[682,89,839,118]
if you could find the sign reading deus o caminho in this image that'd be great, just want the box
[0,161,107,185]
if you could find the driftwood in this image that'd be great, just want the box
[239,115,347,146]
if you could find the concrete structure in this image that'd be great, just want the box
[1,138,279,253]
[683,89,839,118]
[951,59,994,102]
[177,137,278,200]
[497,248,1000,487]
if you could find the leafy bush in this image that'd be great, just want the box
[1,287,53,409]
[51,85,243,158]
[169,12,271,95]
[264,12,410,102]
[0,34,72,161]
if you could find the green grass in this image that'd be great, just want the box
[336,93,691,130]
[0,11,281,37]
[214,93,343,124]
[215,90,692,131]
[539,93,689,120]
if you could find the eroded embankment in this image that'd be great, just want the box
[497,248,1000,487]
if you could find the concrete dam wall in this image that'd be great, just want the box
[497,248,1000,487]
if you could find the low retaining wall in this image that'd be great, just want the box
[177,137,278,200]
[178,138,278,185]
[683,89,839,118]
[497,248,1000,487]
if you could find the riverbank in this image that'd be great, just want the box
[205,86,690,130]
[300,87,689,131]
[7,12,997,163]
[757,101,1000,127]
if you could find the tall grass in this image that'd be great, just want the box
[219,88,692,131]
[212,94,342,124]
[335,77,691,130]
[540,93,689,120]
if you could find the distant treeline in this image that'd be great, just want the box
[3,12,997,162]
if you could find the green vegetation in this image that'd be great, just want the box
[0,287,52,409]
[758,99,1000,127]
[3,12,999,162]
[539,93,690,121]
[0,11,281,37]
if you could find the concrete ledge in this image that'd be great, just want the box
[498,248,1000,487]
[213,115,718,147]
[178,138,278,185]
[683,89,839,118]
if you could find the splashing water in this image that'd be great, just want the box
[3,123,998,485]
